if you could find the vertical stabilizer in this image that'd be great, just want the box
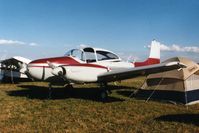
[134,40,160,67]
[149,40,160,59]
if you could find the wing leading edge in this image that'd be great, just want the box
[98,61,186,82]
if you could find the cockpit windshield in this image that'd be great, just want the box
[65,47,120,63]
[96,50,119,61]
[65,49,85,61]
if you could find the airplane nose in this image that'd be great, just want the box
[27,64,45,80]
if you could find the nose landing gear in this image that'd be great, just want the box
[48,82,73,99]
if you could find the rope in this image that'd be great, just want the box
[128,76,147,98]
[145,72,166,102]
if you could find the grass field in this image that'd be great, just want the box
[0,77,199,133]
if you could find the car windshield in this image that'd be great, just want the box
[96,50,119,61]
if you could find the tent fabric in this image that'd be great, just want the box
[140,57,199,105]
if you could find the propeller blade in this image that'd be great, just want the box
[46,61,56,69]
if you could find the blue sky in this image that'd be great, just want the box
[0,0,199,61]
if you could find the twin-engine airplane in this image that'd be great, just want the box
[26,40,186,99]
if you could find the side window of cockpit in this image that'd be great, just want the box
[84,48,96,63]
[96,51,119,61]
[97,52,107,61]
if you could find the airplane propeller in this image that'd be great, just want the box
[18,62,28,73]
[21,63,34,81]
[47,61,67,79]
[51,66,66,77]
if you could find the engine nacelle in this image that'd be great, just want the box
[51,67,66,76]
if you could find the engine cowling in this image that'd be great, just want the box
[51,66,66,76]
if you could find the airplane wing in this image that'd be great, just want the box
[1,56,31,65]
[98,61,186,82]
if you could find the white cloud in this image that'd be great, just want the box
[117,51,141,62]
[29,42,38,46]
[0,39,38,47]
[160,44,199,53]
[0,39,25,46]
[147,41,199,53]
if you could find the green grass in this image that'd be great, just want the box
[0,77,199,133]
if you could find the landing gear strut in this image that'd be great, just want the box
[99,82,111,101]
[48,83,52,99]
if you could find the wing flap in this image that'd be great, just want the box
[98,61,186,82]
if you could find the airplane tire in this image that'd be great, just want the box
[100,90,108,101]
[65,84,73,89]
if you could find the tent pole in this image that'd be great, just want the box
[183,78,188,109]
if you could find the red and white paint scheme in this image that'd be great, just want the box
[27,40,160,83]
[26,40,187,99]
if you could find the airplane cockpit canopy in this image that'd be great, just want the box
[65,49,85,62]
[65,47,120,63]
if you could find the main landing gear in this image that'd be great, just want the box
[99,82,112,101]
[48,83,73,99]
[48,82,110,101]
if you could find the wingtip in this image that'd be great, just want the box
[166,61,187,68]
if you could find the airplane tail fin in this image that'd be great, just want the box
[134,40,160,67]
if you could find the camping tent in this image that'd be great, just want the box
[139,57,199,105]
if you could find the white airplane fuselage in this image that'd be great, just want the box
[27,41,160,83]
[28,57,137,83]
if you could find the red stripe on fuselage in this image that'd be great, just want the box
[29,64,108,69]
[29,56,80,65]
[29,56,108,70]
[66,64,108,69]
[134,58,160,67]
